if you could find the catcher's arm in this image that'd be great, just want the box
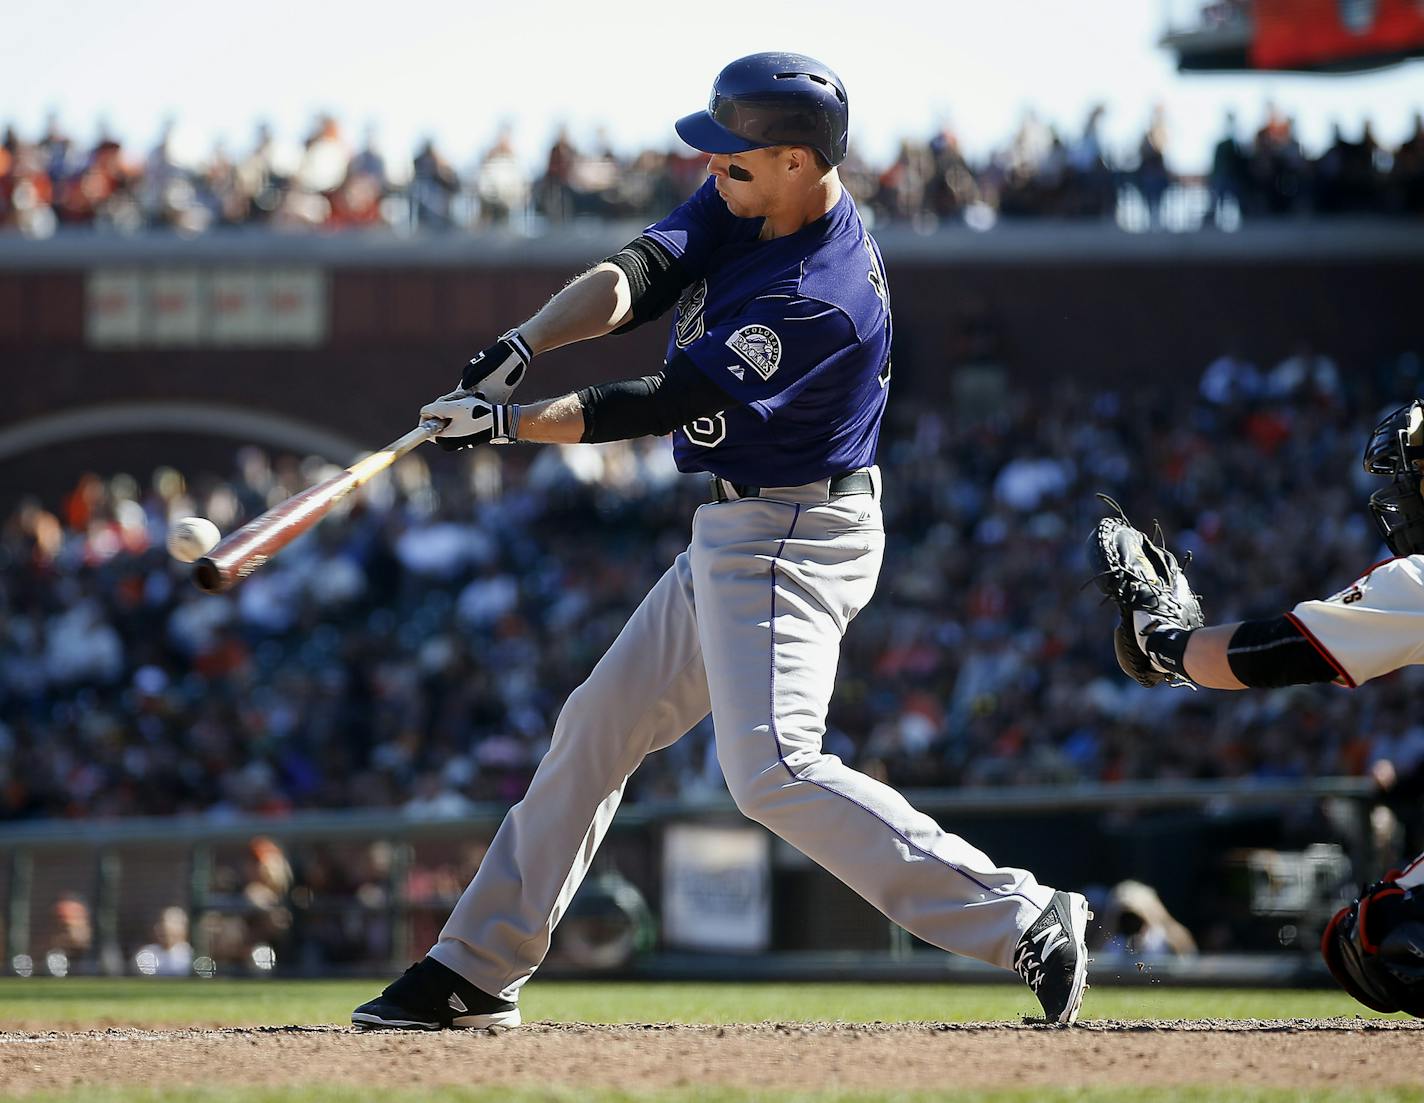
[1176,624,1244,689]
[1088,496,1205,688]
[1088,496,1344,691]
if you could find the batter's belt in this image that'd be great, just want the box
[710,468,876,503]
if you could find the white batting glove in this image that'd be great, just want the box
[420,392,519,452]
[460,329,533,403]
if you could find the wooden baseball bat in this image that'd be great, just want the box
[192,419,445,594]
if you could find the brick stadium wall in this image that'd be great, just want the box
[0,228,1419,504]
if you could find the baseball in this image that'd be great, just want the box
[167,516,221,563]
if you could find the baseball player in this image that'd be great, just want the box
[1090,399,1424,1017]
[351,52,1090,1032]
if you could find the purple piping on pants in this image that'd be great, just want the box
[766,505,1031,904]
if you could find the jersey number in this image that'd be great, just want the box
[878,353,892,388]
[683,414,727,447]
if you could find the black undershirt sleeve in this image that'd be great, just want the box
[576,354,734,444]
[602,234,689,334]
[1225,615,1339,688]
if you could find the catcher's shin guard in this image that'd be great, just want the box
[1321,875,1424,1018]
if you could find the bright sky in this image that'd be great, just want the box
[6,0,1421,176]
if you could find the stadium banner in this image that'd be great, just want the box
[84,268,327,347]
[209,270,267,345]
[1252,0,1424,70]
[149,269,205,346]
[662,824,772,952]
[85,269,145,346]
[266,267,327,346]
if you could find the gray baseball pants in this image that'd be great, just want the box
[428,469,1055,1001]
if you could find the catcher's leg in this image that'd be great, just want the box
[1322,849,1424,1018]
[427,550,710,1001]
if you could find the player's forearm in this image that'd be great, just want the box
[512,393,587,444]
[1154,617,1338,690]
[1182,623,1247,689]
[517,264,633,355]
[514,360,729,446]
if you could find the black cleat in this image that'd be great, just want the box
[351,957,521,1031]
[1013,890,1091,1025]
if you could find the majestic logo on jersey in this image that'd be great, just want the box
[725,324,781,381]
[675,279,707,348]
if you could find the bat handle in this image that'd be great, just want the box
[393,417,448,453]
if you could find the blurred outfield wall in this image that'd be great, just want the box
[0,221,1420,504]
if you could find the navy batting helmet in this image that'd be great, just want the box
[675,52,849,166]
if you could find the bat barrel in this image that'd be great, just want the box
[192,472,352,593]
[192,419,443,594]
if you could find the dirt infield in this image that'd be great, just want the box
[2,1019,1421,1097]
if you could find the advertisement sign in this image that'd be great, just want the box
[662,824,772,952]
[1253,0,1424,70]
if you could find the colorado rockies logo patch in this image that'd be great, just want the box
[725,324,781,381]
[675,279,707,348]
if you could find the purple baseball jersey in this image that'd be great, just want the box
[644,177,892,486]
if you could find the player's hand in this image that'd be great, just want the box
[460,329,532,403]
[420,392,518,451]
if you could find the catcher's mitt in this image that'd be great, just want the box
[1088,494,1204,688]
[1322,872,1424,1018]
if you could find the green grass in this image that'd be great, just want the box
[0,977,1410,1028]
[12,1088,1424,1103]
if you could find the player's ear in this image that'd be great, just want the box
[783,146,809,177]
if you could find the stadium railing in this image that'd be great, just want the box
[0,777,1379,985]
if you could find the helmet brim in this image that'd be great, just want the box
[674,110,766,155]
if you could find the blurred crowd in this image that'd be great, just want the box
[14,834,484,977]
[2,103,1422,237]
[5,346,1424,830]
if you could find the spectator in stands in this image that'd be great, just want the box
[3,103,1423,234]
[1249,103,1308,216]
[0,128,56,237]
[134,906,194,976]
[235,122,282,222]
[1094,880,1198,957]
[140,118,188,229]
[1209,110,1248,227]
[474,125,527,225]
[276,114,348,227]
[1389,111,1424,215]
[535,126,579,223]
[1198,344,1263,407]
[42,893,93,975]
[411,137,460,229]
[330,123,388,228]
[1266,339,1342,403]
[38,111,73,182]
[1066,104,1115,219]
[54,132,139,230]
[1134,103,1171,228]
[5,361,1424,820]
